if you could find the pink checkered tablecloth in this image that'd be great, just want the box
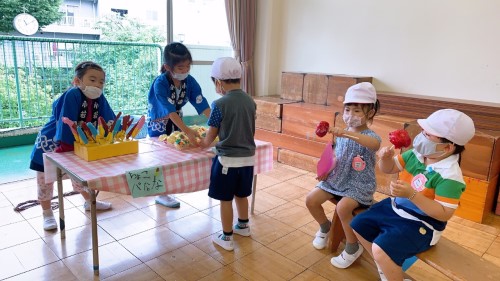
[43,139,273,195]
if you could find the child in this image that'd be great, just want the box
[351,109,475,281]
[198,57,256,251]
[305,82,381,268]
[147,42,211,208]
[29,61,115,231]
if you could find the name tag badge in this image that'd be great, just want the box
[352,155,366,171]
[411,173,427,191]
[222,166,229,175]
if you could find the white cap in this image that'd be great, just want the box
[344,82,377,104]
[417,109,475,146]
[211,57,241,80]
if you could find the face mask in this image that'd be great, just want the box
[81,84,102,99]
[343,115,363,128]
[171,71,189,81]
[413,132,445,157]
[215,79,225,95]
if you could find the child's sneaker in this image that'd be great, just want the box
[43,215,57,231]
[233,224,251,236]
[312,230,329,249]
[212,233,234,251]
[155,195,181,208]
[330,246,363,268]
[84,200,112,211]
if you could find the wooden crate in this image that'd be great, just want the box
[455,175,499,223]
[280,72,304,101]
[326,75,373,112]
[460,130,500,181]
[256,114,282,132]
[496,188,500,215]
[253,95,299,118]
[303,73,328,105]
[281,103,339,144]
[277,148,317,173]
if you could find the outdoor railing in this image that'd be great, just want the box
[0,36,162,130]
[0,36,232,131]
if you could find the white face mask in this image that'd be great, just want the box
[81,84,102,99]
[171,71,189,81]
[343,115,364,128]
[215,79,225,95]
[413,132,446,157]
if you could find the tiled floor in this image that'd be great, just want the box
[1,162,499,280]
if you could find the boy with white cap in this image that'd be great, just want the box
[351,109,475,281]
[305,82,381,267]
[198,57,256,251]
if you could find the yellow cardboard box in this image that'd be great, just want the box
[74,140,138,161]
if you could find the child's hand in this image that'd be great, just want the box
[316,174,328,181]
[185,128,200,147]
[389,180,414,198]
[330,127,344,137]
[378,146,395,160]
[315,166,334,181]
[197,137,208,149]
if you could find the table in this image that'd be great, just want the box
[43,139,273,276]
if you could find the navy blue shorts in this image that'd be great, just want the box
[208,156,254,201]
[351,198,434,266]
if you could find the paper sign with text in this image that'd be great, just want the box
[126,166,166,198]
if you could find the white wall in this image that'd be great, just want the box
[254,0,500,104]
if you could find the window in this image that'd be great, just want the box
[61,4,79,26]
[172,0,230,47]
[170,0,233,116]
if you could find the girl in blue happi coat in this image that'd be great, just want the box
[30,61,115,231]
[147,42,211,208]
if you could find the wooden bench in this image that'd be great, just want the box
[327,199,500,281]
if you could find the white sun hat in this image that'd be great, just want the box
[344,82,377,104]
[211,57,242,80]
[417,109,475,146]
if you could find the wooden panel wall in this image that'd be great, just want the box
[378,91,500,131]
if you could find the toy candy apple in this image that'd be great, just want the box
[389,129,411,149]
[316,121,330,137]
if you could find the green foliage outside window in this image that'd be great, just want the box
[0,15,165,129]
[0,0,63,33]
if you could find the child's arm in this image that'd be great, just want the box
[168,112,200,146]
[202,108,211,118]
[199,126,218,149]
[332,128,380,151]
[377,146,401,174]
[390,180,456,221]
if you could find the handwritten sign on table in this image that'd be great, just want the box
[125,166,166,198]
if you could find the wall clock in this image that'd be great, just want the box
[13,13,39,36]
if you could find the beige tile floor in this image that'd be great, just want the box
[1,162,499,280]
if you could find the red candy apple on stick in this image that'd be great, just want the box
[315,120,359,140]
[316,121,330,138]
[389,129,411,149]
